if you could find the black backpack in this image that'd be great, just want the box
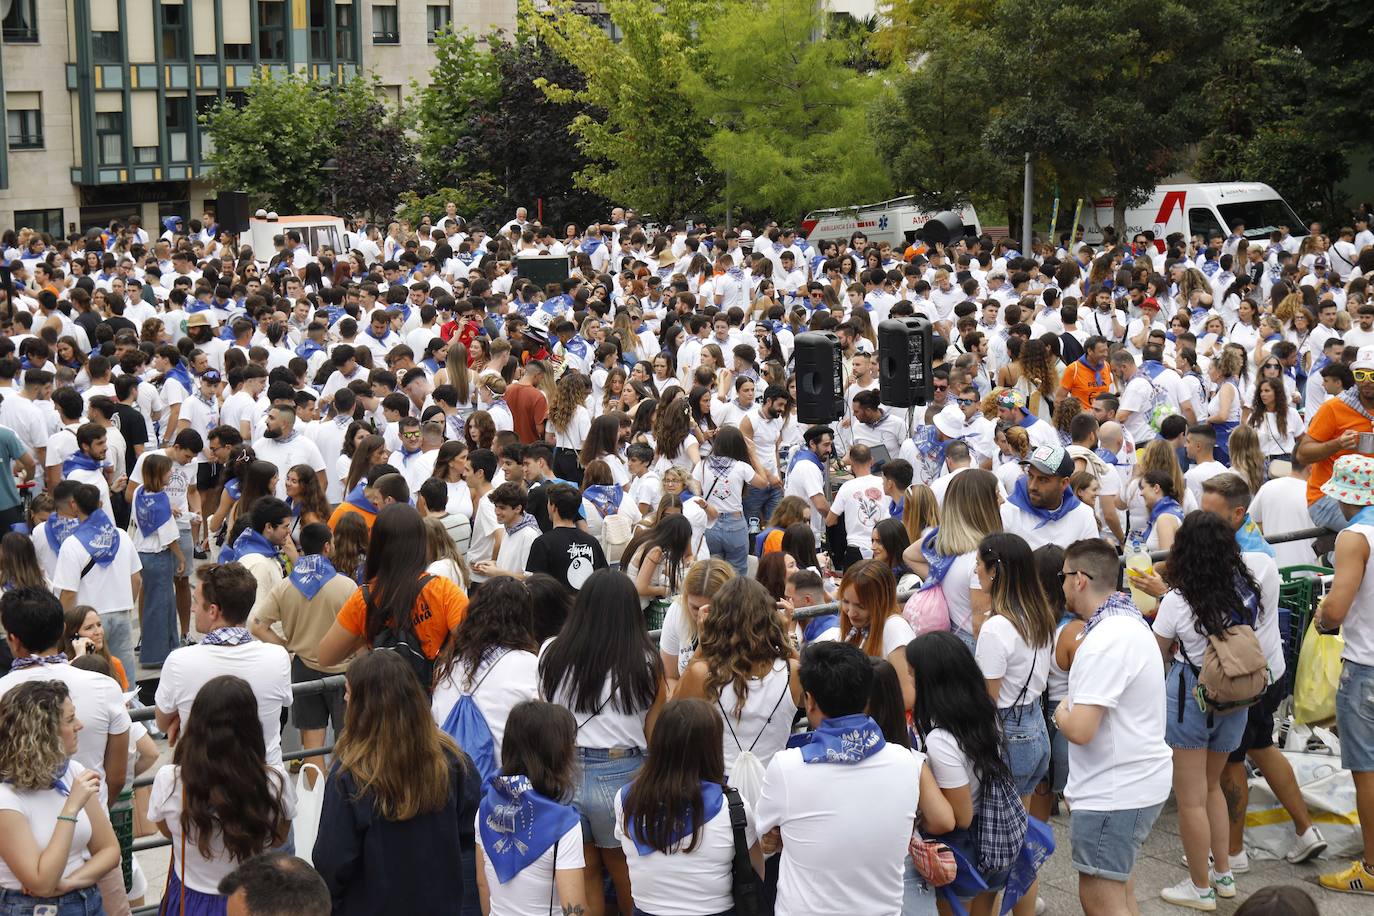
[364,574,436,692]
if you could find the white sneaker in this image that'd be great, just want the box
[1179,849,1250,874]
[1161,879,1217,911]
[1210,871,1236,899]
[1034,899,1046,916]
[1286,826,1328,864]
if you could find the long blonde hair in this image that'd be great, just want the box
[679,558,734,643]
[1138,440,1185,507]
[422,516,470,588]
[902,483,939,543]
[935,469,1003,556]
[1226,424,1266,493]
[445,343,471,405]
[0,680,70,790]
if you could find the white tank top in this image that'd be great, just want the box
[1046,619,1073,702]
[1340,524,1374,666]
[716,659,796,777]
[747,407,784,474]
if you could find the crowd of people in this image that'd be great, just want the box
[0,203,1372,915]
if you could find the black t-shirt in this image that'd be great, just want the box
[111,404,149,475]
[525,526,606,591]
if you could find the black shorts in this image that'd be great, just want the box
[290,656,346,734]
[1227,680,1287,763]
[196,462,221,492]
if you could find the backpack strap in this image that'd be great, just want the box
[749,665,795,753]
[466,650,510,697]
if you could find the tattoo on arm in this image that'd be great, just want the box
[562,906,586,916]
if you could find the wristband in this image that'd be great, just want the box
[56,814,78,824]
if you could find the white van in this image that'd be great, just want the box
[247,214,348,265]
[802,196,982,249]
[1085,182,1306,249]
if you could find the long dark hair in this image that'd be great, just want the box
[539,569,662,715]
[620,698,724,854]
[780,522,820,570]
[433,578,536,690]
[523,573,572,643]
[345,434,387,494]
[1164,511,1262,638]
[287,463,329,521]
[236,459,278,513]
[361,504,430,643]
[175,675,290,861]
[709,425,751,463]
[500,700,578,802]
[579,414,621,466]
[906,632,1011,785]
[867,657,910,749]
[625,514,693,595]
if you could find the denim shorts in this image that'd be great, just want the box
[1164,661,1247,753]
[1336,660,1374,772]
[0,885,103,915]
[1070,803,1164,882]
[1045,698,1070,794]
[1001,703,1051,796]
[575,747,644,848]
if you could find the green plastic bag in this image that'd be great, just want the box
[1293,620,1343,725]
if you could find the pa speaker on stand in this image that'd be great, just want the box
[793,331,844,424]
[216,191,251,234]
[878,317,934,407]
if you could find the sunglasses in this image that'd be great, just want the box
[955,397,978,406]
[1354,369,1374,383]
[1057,569,1094,584]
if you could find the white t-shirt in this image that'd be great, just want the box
[694,458,751,515]
[756,743,919,916]
[1151,554,1278,678]
[941,552,980,635]
[468,494,499,572]
[431,651,540,768]
[155,642,293,766]
[616,789,758,916]
[975,615,1051,708]
[496,523,540,576]
[783,456,827,543]
[479,819,584,916]
[131,449,195,530]
[552,405,591,450]
[1064,614,1172,811]
[1184,459,1228,504]
[0,761,94,890]
[148,764,296,894]
[924,727,981,807]
[830,474,885,551]
[542,650,655,751]
[52,528,142,614]
[251,435,326,500]
[1249,477,1318,569]
[999,499,1098,551]
[848,613,917,662]
[1119,374,1163,443]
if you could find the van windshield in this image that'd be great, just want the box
[1217,199,1306,240]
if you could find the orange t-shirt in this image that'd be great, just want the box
[1060,359,1113,408]
[328,501,376,532]
[1304,397,1373,505]
[335,574,469,659]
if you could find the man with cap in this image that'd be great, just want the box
[1311,453,1374,895]
[899,402,966,487]
[1001,444,1099,549]
[995,388,1059,451]
[1294,345,1374,532]
[1124,296,1167,359]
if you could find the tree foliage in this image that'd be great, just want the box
[414,28,501,188]
[681,0,892,219]
[329,82,419,222]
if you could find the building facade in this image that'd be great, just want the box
[0,0,516,235]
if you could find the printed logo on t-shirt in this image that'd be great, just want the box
[567,542,596,589]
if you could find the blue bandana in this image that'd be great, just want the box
[787,447,825,478]
[621,780,724,856]
[1235,515,1275,557]
[505,513,540,537]
[62,452,103,476]
[919,527,955,587]
[165,361,193,395]
[1006,476,1082,529]
[134,487,173,537]
[73,510,119,567]
[44,515,80,555]
[231,527,280,562]
[795,714,886,765]
[10,653,69,671]
[479,776,581,883]
[288,554,337,600]
[583,484,622,518]
[1142,496,1182,544]
[297,340,325,361]
[343,481,378,515]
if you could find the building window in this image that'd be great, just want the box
[95,112,125,166]
[2,0,38,43]
[258,1,287,61]
[160,4,188,59]
[335,3,355,61]
[224,43,253,61]
[427,5,451,42]
[91,31,123,63]
[165,96,191,162]
[14,209,63,236]
[135,146,159,164]
[6,107,42,149]
[196,94,219,157]
[372,5,398,44]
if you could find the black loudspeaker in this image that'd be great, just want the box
[216,191,251,233]
[515,255,571,291]
[794,331,844,424]
[917,211,966,247]
[878,317,934,407]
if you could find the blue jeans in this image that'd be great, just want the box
[138,548,180,667]
[1070,802,1165,882]
[1308,494,1351,533]
[1336,660,1374,772]
[1045,699,1070,794]
[575,747,644,848]
[0,885,104,915]
[100,610,135,689]
[902,856,940,915]
[1001,703,1051,796]
[742,484,782,536]
[705,512,749,577]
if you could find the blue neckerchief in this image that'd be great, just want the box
[344,481,377,514]
[787,447,825,477]
[1016,409,1038,430]
[231,527,280,562]
[225,478,242,502]
[579,237,603,256]
[322,305,344,326]
[165,361,193,394]
[421,357,441,375]
[802,614,840,643]
[726,266,745,281]
[796,714,886,765]
[73,510,119,566]
[1235,515,1275,557]
[889,496,903,518]
[366,325,392,343]
[44,516,80,555]
[395,303,412,323]
[217,324,238,342]
[1083,591,1149,635]
[1094,446,1119,467]
[289,554,338,600]
[505,513,540,537]
[583,484,622,517]
[62,451,103,476]
[1349,506,1374,528]
[200,626,254,646]
[1006,476,1082,528]
[398,446,423,463]
[1142,496,1182,543]
[621,780,724,856]
[10,653,69,671]
[297,339,325,360]
[1140,360,1167,381]
[479,776,581,883]
[1201,259,1219,278]
[564,335,589,358]
[920,527,956,588]
[133,486,173,537]
[186,299,211,313]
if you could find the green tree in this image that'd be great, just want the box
[680,0,891,219]
[413,28,501,188]
[525,0,721,220]
[201,74,335,213]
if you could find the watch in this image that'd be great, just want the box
[1314,618,1341,636]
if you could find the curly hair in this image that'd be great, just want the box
[698,577,793,720]
[432,577,536,691]
[1052,391,1082,438]
[1019,338,1057,402]
[651,392,692,463]
[1163,511,1263,639]
[548,372,591,433]
[0,680,69,790]
[1249,377,1290,439]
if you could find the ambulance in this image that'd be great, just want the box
[247,213,348,265]
[802,196,982,249]
[1084,182,1306,250]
